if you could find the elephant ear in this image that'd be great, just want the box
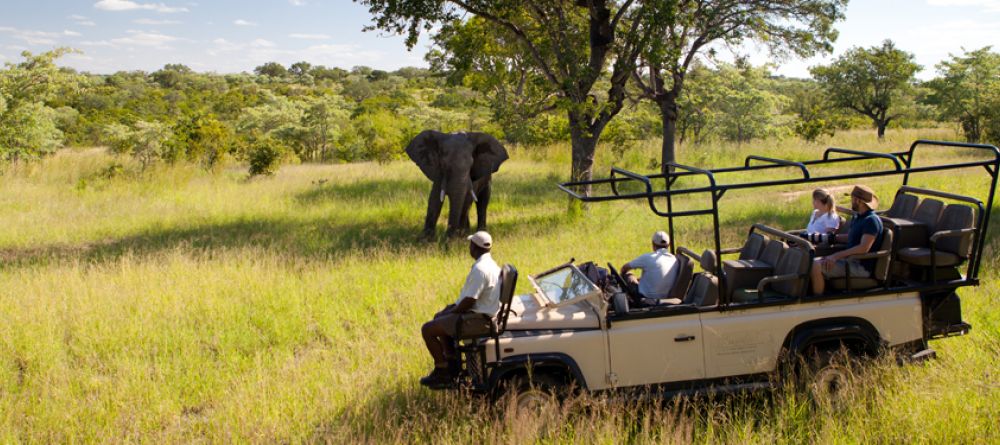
[405,130,443,181]
[469,133,509,174]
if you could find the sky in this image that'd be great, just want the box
[0,0,999,79]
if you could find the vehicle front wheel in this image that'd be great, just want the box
[507,374,564,413]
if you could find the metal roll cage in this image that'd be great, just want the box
[558,140,1000,304]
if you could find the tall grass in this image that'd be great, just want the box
[0,128,996,443]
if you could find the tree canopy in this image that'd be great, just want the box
[811,40,921,140]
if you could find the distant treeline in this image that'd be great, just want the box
[0,45,998,176]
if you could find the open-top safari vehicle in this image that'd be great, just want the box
[443,140,998,406]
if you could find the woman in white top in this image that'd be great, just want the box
[805,188,839,244]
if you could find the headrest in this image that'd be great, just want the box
[700,249,717,274]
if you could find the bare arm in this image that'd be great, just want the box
[451,297,476,314]
[827,234,876,261]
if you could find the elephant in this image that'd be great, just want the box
[405,130,509,239]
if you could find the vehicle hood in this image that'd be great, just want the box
[504,293,601,330]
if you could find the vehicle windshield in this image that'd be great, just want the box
[532,266,600,306]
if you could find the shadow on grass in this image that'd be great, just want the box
[0,209,571,269]
[294,172,565,209]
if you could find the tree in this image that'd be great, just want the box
[254,62,288,78]
[289,61,313,77]
[357,0,677,198]
[632,0,845,172]
[811,40,921,140]
[926,47,1000,144]
[152,63,193,88]
[427,17,560,145]
[0,48,80,164]
[714,63,785,144]
[105,120,172,170]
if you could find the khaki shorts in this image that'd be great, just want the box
[822,259,871,279]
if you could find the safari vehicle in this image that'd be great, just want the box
[446,140,998,405]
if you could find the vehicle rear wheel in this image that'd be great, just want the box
[803,348,856,404]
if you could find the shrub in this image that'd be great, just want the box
[247,138,285,176]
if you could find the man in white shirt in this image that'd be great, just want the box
[420,231,501,388]
[621,231,679,302]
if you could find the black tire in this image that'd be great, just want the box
[506,373,565,413]
[801,347,857,403]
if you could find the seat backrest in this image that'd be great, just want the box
[770,246,810,297]
[668,252,695,299]
[496,264,518,333]
[935,204,975,257]
[913,198,945,231]
[739,232,768,260]
[700,248,718,275]
[873,228,894,282]
[683,250,719,307]
[759,240,786,266]
[886,193,919,219]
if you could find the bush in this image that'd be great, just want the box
[247,138,285,176]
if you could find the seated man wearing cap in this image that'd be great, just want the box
[620,231,680,305]
[419,231,501,388]
[810,185,884,295]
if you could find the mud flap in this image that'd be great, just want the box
[921,290,972,339]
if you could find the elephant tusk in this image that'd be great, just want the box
[440,189,446,203]
[470,189,478,203]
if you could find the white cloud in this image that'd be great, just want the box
[109,30,180,49]
[233,19,257,26]
[289,33,330,40]
[64,30,82,36]
[0,26,61,46]
[133,18,181,25]
[251,39,276,48]
[94,0,189,13]
[927,0,1000,11]
[289,0,306,5]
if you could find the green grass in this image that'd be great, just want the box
[0,128,997,443]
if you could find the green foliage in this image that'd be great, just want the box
[0,48,79,164]
[926,47,1000,144]
[811,40,922,138]
[168,114,236,170]
[247,136,286,176]
[255,62,289,78]
[104,120,172,170]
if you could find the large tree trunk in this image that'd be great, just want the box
[657,95,679,174]
[567,109,604,202]
[876,119,887,140]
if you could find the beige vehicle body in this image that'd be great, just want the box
[452,140,994,398]
[472,263,933,394]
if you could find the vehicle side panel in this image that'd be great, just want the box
[490,329,609,390]
[699,292,922,378]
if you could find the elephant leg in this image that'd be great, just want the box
[421,181,443,240]
[458,192,473,234]
[475,178,491,231]
[445,185,468,238]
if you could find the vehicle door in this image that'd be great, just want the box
[607,311,705,387]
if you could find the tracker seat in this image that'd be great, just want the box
[897,204,975,269]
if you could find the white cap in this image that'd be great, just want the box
[652,231,670,247]
[467,231,493,249]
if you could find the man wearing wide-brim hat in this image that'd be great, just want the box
[810,185,884,295]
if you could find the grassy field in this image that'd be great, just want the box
[1,128,998,443]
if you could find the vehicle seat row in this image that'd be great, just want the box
[731,241,811,303]
[880,191,977,275]
[722,233,787,298]
[659,248,718,308]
